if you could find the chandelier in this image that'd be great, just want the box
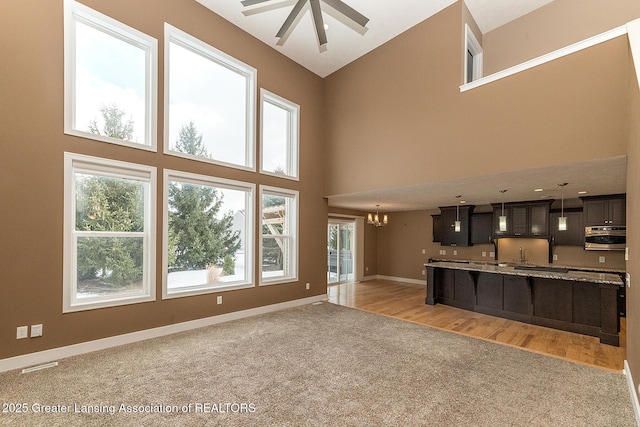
[367,205,388,227]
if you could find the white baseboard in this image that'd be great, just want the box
[624,360,640,425]
[0,294,327,374]
[374,275,425,287]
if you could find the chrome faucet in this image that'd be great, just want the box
[519,247,525,264]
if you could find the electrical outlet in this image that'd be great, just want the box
[453,250,458,256]
[305,282,310,290]
[30,324,42,337]
[553,254,558,261]
[421,269,425,276]
[599,256,605,263]
[366,267,369,272]
[422,249,426,254]
[16,326,28,339]
[626,273,631,288]
[626,247,629,261]
[482,251,486,257]
[216,296,222,305]
[489,251,495,258]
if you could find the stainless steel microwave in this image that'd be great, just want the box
[584,225,626,251]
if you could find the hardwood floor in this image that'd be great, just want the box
[327,279,626,372]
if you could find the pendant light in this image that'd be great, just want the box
[454,195,462,232]
[499,190,508,232]
[558,183,568,231]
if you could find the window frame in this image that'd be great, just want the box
[464,24,483,84]
[164,23,257,171]
[63,0,158,150]
[63,152,157,312]
[163,169,255,299]
[259,186,299,286]
[259,89,300,181]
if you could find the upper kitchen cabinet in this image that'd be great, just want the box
[471,212,493,244]
[550,209,584,246]
[439,205,475,246]
[581,195,626,226]
[491,200,553,238]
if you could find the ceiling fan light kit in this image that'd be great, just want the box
[241,0,369,48]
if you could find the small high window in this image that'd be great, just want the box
[260,90,300,180]
[464,24,483,84]
[64,0,158,149]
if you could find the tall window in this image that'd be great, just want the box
[164,170,254,298]
[64,153,156,312]
[64,0,157,149]
[260,90,299,180]
[260,186,298,285]
[165,24,256,170]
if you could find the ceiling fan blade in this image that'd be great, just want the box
[309,0,327,45]
[240,0,274,6]
[321,0,369,28]
[276,0,307,38]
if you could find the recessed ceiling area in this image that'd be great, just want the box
[196,0,555,77]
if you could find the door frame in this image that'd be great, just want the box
[328,215,364,284]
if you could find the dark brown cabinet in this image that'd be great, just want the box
[550,209,583,246]
[431,214,441,242]
[581,195,626,226]
[470,212,493,244]
[439,205,474,247]
[491,200,552,238]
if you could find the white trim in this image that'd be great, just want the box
[624,360,640,426]
[63,152,157,313]
[460,25,628,92]
[0,295,327,374]
[163,23,257,171]
[628,19,640,89]
[464,23,483,84]
[259,185,299,286]
[63,0,158,150]
[162,169,255,299]
[259,89,300,181]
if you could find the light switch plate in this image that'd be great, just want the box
[553,254,558,261]
[489,252,495,258]
[599,256,605,263]
[482,252,486,257]
[453,250,457,255]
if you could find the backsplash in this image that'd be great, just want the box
[497,238,549,265]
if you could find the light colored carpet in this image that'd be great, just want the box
[0,302,635,426]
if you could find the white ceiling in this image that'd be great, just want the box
[195,1,627,213]
[196,0,555,77]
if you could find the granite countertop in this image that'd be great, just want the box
[428,257,625,274]
[425,261,624,286]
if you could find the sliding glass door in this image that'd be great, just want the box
[327,220,355,284]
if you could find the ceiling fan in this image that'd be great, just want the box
[241,0,369,47]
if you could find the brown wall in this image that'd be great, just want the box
[324,1,630,199]
[626,29,640,394]
[0,0,326,359]
[483,0,640,75]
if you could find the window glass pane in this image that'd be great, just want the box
[168,41,248,166]
[74,21,147,144]
[262,237,290,279]
[167,179,249,291]
[261,188,297,284]
[262,193,287,236]
[76,236,144,298]
[75,174,145,232]
[262,100,290,175]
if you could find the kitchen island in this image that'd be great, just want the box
[425,261,624,346]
